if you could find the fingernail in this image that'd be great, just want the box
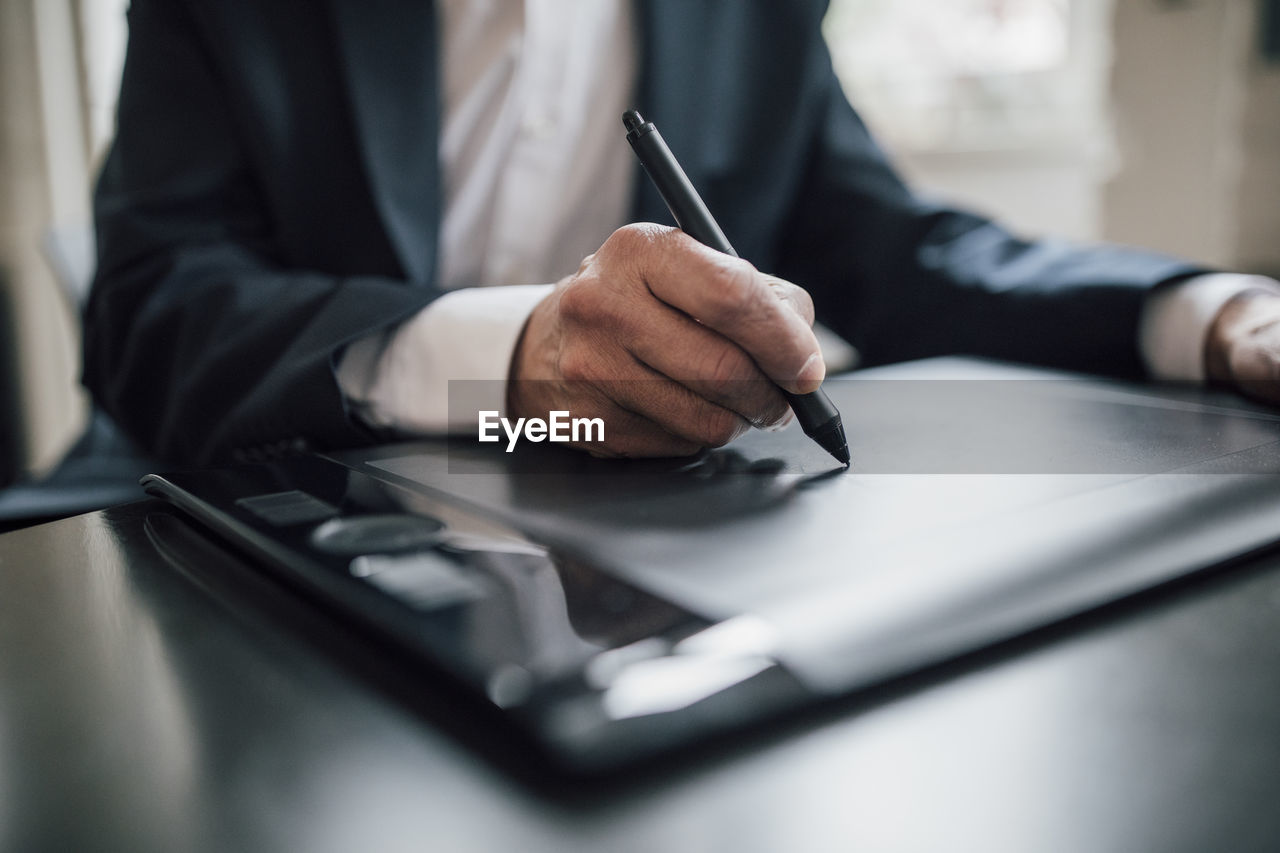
[794,353,825,394]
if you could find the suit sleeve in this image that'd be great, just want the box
[774,30,1205,379]
[83,0,438,464]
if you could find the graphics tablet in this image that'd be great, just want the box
[141,358,1280,773]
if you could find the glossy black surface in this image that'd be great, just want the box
[137,357,1280,777]
[12,356,1280,849]
[6,500,1280,851]
[141,463,802,772]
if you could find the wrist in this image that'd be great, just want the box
[505,288,560,419]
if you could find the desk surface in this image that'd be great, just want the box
[3,500,1280,853]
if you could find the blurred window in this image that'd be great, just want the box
[77,0,129,162]
[824,0,1111,153]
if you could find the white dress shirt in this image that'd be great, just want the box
[338,1,1280,435]
[338,0,635,433]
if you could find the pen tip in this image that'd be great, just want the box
[813,420,850,466]
[623,109,645,132]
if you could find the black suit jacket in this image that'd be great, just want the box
[84,0,1200,464]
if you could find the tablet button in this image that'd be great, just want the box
[351,552,487,611]
[309,514,446,556]
[236,490,338,526]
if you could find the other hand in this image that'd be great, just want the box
[1206,289,1280,403]
[507,223,823,457]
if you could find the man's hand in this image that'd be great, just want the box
[508,223,824,457]
[1206,289,1280,403]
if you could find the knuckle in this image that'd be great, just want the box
[764,274,815,325]
[604,223,678,288]
[606,222,660,255]
[791,285,816,325]
[694,406,746,447]
[557,279,599,324]
[736,383,785,428]
[604,225,639,254]
[757,394,791,428]
[704,343,751,387]
[701,259,757,323]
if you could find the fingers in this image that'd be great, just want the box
[602,225,825,394]
[596,373,753,449]
[570,400,708,459]
[510,296,754,455]
[1207,291,1280,403]
[558,237,792,428]
[614,300,791,427]
[762,273,816,326]
[1227,326,1280,404]
[555,342,755,450]
[508,376,744,458]
[507,223,824,457]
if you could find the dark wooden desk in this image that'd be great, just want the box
[3,499,1280,852]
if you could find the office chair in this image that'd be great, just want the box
[0,226,157,533]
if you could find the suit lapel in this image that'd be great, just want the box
[327,0,440,285]
[327,0,722,276]
[631,0,712,225]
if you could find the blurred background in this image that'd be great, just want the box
[1,0,1278,484]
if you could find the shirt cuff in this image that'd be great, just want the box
[1139,274,1280,381]
[336,284,554,434]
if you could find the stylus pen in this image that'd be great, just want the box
[623,109,850,466]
